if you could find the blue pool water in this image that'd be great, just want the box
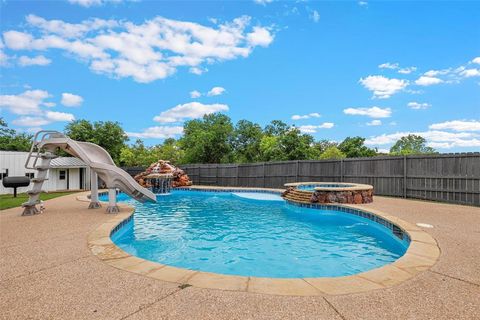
[104,191,408,278]
[297,184,353,191]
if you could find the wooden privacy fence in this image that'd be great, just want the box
[180,153,480,206]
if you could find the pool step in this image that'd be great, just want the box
[282,189,314,204]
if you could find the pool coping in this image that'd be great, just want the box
[285,181,374,192]
[84,186,440,296]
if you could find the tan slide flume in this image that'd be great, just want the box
[22,131,156,215]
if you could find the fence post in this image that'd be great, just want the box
[215,164,218,186]
[236,164,239,187]
[340,159,344,182]
[296,160,299,181]
[263,162,266,187]
[403,155,407,198]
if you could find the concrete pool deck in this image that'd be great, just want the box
[1,190,479,319]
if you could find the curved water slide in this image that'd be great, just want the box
[22,131,156,215]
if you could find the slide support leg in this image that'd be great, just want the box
[88,170,101,209]
[106,188,120,213]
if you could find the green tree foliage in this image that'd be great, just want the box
[259,126,315,161]
[259,135,283,161]
[0,118,33,151]
[390,134,436,155]
[232,120,263,163]
[319,146,346,159]
[264,120,289,136]
[65,119,128,164]
[278,128,315,160]
[120,139,157,167]
[157,138,185,165]
[180,113,234,163]
[339,136,377,158]
[120,138,185,167]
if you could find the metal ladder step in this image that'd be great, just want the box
[22,200,42,207]
[40,153,58,159]
[26,190,43,196]
[34,165,51,170]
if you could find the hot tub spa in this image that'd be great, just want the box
[283,182,374,204]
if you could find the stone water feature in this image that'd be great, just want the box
[134,160,192,194]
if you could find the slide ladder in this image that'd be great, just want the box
[22,131,156,216]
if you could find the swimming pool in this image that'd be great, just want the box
[103,190,408,278]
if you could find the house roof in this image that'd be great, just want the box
[49,157,87,168]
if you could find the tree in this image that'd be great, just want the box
[64,120,95,142]
[319,146,346,159]
[259,127,315,161]
[259,135,283,161]
[232,120,263,163]
[339,136,377,158]
[156,138,185,165]
[278,128,315,160]
[390,134,436,155]
[313,139,338,155]
[180,113,234,163]
[65,119,128,164]
[0,118,33,151]
[264,120,289,136]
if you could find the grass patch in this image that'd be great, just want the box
[0,191,79,211]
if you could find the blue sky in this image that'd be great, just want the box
[1,0,479,152]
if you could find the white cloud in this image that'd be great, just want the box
[291,113,321,120]
[61,93,84,107]
[423,69,447,77]
[189,67,207,75]
[190,90,202,99]
[153,102,229,123]
[398,66,417,74]
[460,69,480,78]
[3,15,274,83]
[343,106,392,118]
[359,75,408,99]
[379,62,416,74]
[12,111,74,127]
[3,31,33,50]
[25,14,118,39]
[12,116,50,127]
[310,10,320,23]
[18,55,51,66]
[247,26,274,47]
[126,126,184,139]
[366,120,382,126]
[365,130,480,149]
[407,101,431,110]
[45,111,75,122]
[358,1,368,6]
[415,76,443,86]
[472,57,480,64]
[429,120,480,132]
[298,123,334,133]
[378,62,399,70]
[68,0,127,7]
[0,89,50,115]
[253,0,273,5]
[207,86,226,96]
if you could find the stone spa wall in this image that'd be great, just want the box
[311,189,373,204]
[282,183,374,205]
